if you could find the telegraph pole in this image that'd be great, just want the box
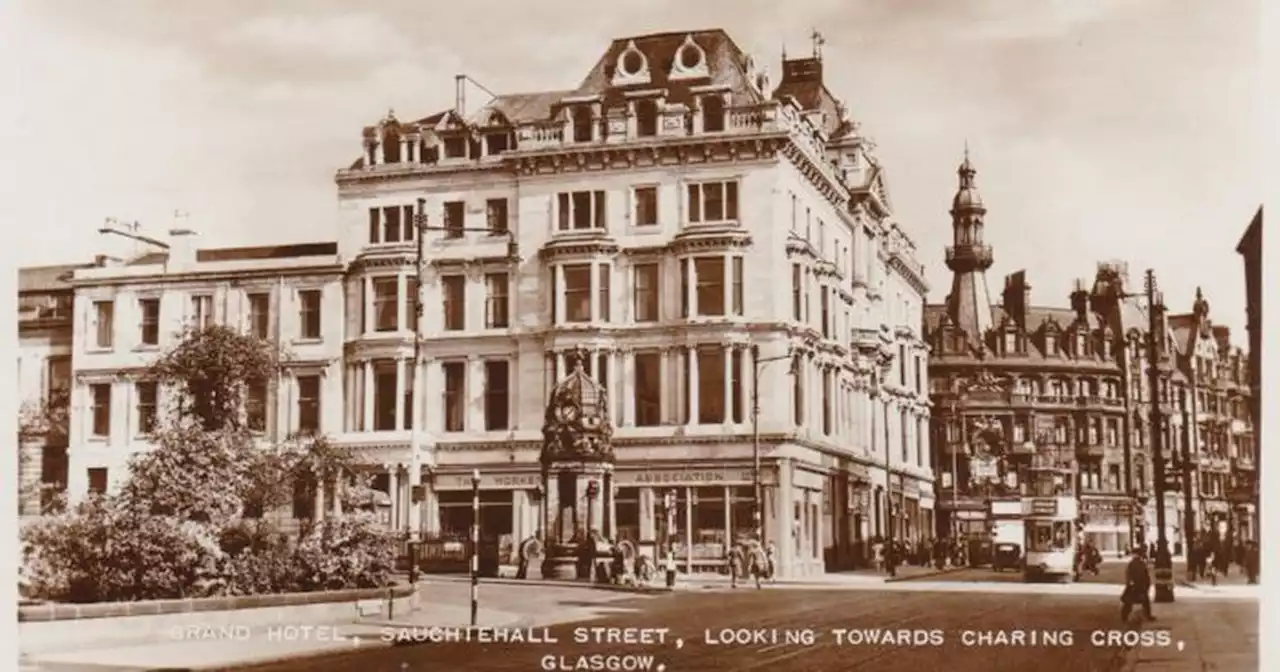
[1144,269,1175,602]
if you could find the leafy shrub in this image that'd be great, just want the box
[293,512,399,591]
[20,497,227,602]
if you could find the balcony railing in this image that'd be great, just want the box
[944,244,994,267]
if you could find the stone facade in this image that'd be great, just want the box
[924,154,1257,557]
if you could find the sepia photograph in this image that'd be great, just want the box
[6,1,1266,670]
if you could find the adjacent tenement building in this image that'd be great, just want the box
[924,154,1257,557]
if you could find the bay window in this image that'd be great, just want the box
[633,263,659,322]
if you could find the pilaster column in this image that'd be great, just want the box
[394,358,406,430]
[399,137,410,163]
[622,349,636,427]
[363,276,374,335]
[362,361,374,431]
[723,344,734,424]
[555,351,566,379]
[744,345,757,426]
[687,345,700,425]
[396,273,408,332]
[388,466,400,530]
[314,467,326,520]
[413,358,426,431]
[553,265,566,324]
[589,261,599,323]
[659,348,671,424]
[722,254,732,314]
[343,365,355,432]
[467,356,484,431]
[685,259,697,317]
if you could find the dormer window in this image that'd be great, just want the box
[670,34,710,81]
[1076,333,1088,357]
[1003,331,1017,354]
[1045,333,1057,354]
[612,40,650,86]
[486,132,510,155]
[680,43,702,69]
[571,106,593,143]
[702,95,726,132]
[635,99,659,138]
[442,136,467,159]
[622,50,644,76]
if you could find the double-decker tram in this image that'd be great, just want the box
[1022,466,1078,582]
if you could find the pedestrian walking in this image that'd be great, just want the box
[1120,548,1155,623]
[727,542,745,589]
[663,545,677,588]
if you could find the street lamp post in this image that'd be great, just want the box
[870,367,898,577]
[1144,269,1175,603]
[470,468,481,626]
[948,399,961,540]
[750,345,796,546]
[412,198,520,553]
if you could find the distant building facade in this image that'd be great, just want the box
[924,155,1257,556]
[58,239,346,507]
[17,262,93,516]
[1236,206,1261,533]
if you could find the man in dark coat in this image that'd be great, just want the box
[1121,548,1155,623]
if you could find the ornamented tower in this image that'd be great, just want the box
[944,150,995,348]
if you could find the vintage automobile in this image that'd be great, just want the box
[991,542,1023,572]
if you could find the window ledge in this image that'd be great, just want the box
[85,347,114,355]
[133,345,161,353]
[292,338,324,346]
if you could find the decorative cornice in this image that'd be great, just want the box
[538,233,621,262]
[667,226,752,255]
[70,263,345,289]
[887,255,929,296]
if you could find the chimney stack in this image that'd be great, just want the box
[167,228,198,272]
[1002,270,1030,328]
[455,74,466,117]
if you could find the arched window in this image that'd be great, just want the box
[635,99,658,138]
[702,95,725,133]
[572,106,593,143]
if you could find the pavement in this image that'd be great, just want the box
[19,582,651,671]
[1119,597,1259,672]
[229,585,1259,671]
[910,559,1262,599]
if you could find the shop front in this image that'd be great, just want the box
[612,465,773,574]
[1080,498,1134,555]
[431,469,542,564]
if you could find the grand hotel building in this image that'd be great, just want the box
[18,30,934,578]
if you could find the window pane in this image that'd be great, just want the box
[697,346,725,424]
[374,278,399,331]
[634,352,661,427]
[694,257,725,316]
[634,263,659,322]
[442,276,465,331]
[563,264,591,322]
[444,362,466,432]
[484,360,509,430]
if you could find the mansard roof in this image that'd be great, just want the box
[569,29,767,109]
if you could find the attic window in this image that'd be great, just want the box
[701,95,725,132]
[443,136,467,159]
[1045,333,1057,354]
[636,99,658,137]
[679,44,702,70]
[486,132,510,155]
[622,50,645,76]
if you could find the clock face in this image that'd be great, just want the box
[557,404,580,423]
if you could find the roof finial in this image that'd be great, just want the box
[964,138,970,162]
[781,42,787,61]
[811,29,825,60]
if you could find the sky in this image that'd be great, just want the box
[0,0,1263,337]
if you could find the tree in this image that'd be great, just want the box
[118,424,258,524]
[244,435,380,522]
[149,324,278,431]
